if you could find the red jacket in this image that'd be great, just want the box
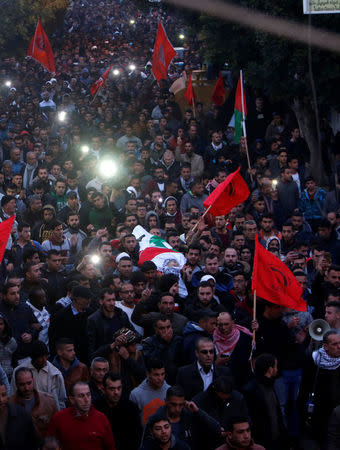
[47,406,115,450]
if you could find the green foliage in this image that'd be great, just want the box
[0,0,69,58]
[189,0,340,108]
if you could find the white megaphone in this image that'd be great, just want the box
[308,319,330,341]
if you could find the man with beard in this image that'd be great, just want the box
[31,204,56,243]
[57,192,80,224]
[222,248,244,280]
[143,166,166,196]
[63,212,87,253]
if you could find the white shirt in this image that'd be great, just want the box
[115,301,144,336]
[197,362,214,391]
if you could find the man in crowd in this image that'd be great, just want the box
[46,381,115,449]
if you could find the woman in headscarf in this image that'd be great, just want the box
[213,312,253,388]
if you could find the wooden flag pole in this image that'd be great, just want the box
[191,205,211,233]
[239,70,253,182]
[90,85,102,105]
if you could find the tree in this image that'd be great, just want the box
[189,0,340,184]
[0,0,69,59]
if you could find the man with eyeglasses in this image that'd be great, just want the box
[47,381,115,450]
[176,337,231,400]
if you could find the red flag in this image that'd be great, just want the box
[252,235,306,312]
[152,21,176,83]
[90,66,112,96]
[211,73,226,106]
[27,19,56,73]
[203,167,249,216]
[185,74,195,106]
[0,216,15,264]
[235,74,247,116]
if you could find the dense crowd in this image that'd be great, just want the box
[0,0,339,449]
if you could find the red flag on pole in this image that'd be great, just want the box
[0,216,15,264]
[203,167,249,216]
[90,66,112,96]
[152,21,176,83]
[27,18,56,74]
[252,235,306,311]
[185,74,195,106]
[211,73,226,106]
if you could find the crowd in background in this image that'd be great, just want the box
[0,0,339,449]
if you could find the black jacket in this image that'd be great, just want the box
[150,404,221,450]
[328,405,340,450]
[226,331,253,389]
[193,385,248,429]
[142,334,183,385]
[48,304,90,363]
[255,315,298,372]
[87,307,133,360]
[0,403,37,450]
[193,386,248,449]
[40,266,66,308]
[94,396,142,450]
[242,376,288,450]
[0,300,39,361]
[176,363,231,400]
[299,354,340,442]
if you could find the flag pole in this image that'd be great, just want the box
[240,70,252,182]
[191,205,211,233]
[90,86,102,105]
[192,73,196,119]
[252,289,257,346]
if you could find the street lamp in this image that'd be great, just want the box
[113,69,120,76]
[4,80,11,87]
[179,33,185,40]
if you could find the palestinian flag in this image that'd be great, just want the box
[133,225,186,271]
[234,71,247,144]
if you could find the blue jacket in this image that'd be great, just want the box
[300,188,327,220]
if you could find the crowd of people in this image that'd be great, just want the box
[0,0,339,449]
